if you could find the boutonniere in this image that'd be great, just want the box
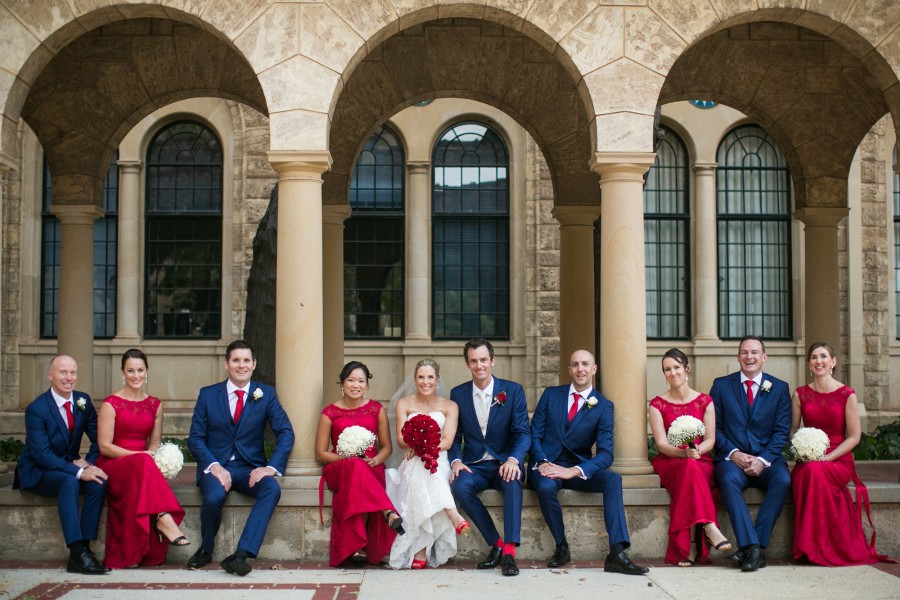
[760,380,772,394]
[492,391,507,407]
[76,397,87,411]
[585,396,598,409]
[252,388,264,401]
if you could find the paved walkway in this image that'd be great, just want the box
[1,559,897,600]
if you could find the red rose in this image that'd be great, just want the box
[494,391,507,406]
[401,413,442,474]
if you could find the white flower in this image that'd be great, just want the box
[791,427,829,461]
[153,442,184,480]
[585,396,598,409]
[666,415,705,448]
[252,388,264,401]
[76,397,87,411]
[335,425,376,459]
[760,380,772,393]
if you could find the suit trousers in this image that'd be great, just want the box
[26,470,106,546]
[715,459,790,549]
[451,460,522,546]
[198,459,282,556]
[531,467,630,550]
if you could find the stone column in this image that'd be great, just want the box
[592,153,657,486]
[692,162,719,340]
[405,161,431,340]
[116,161,142,340]
[794,207,849,358]
[51,204,105,394]
[0,159,8,432]
[267,151,331,475]
[552,205,599,380]
[322,204,351,393]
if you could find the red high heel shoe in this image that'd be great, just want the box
[455,520,470,537]
[411,558,427,569]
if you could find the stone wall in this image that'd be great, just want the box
[1,126,22,411]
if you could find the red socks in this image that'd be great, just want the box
[502,542,516,557]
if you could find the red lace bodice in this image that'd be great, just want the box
[104,395,160,452]
[322,399,383,459]
[649,393,713,432]
[796,385,854,451]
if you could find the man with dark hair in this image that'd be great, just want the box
[186,340,295,576]
[449,337,530,576]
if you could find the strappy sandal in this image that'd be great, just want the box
[352,550,368,563]
[154,512,190,546]
[385,510,405,535]
[455,520,470,536]
[411,558,427,569]
[703,523,733,551]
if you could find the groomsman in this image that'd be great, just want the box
[14,355,109,574]
[710,336,791,572]
[186,340,295,576]
[449,338,530,576]
[530,350,648,575]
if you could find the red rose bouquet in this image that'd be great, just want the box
[401,413,442,474]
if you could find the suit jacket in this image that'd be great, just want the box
[14,389,100,490]
[530,385,614,479]
[710,371,791,465]
[187,380,295,483]
[449,377,530,466]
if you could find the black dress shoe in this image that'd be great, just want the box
[548,544,571,568]
[500,553,519,576]
[730,549,746,568]
[66,550,108,575]
[85,548,111,572]
[221,550,252,576]
[186,549,213,569]
[741,546,766,572]
[476,546,503,569]
[604,551,649,575]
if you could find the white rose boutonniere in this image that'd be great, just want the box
[76,397,87,411]
[252,388,264,401]
[585,396,598,409]
[760,380,772,393]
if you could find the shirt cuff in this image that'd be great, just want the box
[726,449,738,461]
[266,466,282,476]
[76,467,85,480]
[575,466,587,480]
[506,457,520,465]
[756,456,771,468]
[531,459,548,471]
[204,461,220,475]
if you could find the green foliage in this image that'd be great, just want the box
[0,437,24,461]
[647,436,659,459]
[161,437,194,463]
[853,420,900,460]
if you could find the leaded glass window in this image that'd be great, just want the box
[716,125,792,339]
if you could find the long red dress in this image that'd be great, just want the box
[95,395,185,568]
[791,385,890,566]
[650,394,720,565]
[320,400,398,567]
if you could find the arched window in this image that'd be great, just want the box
[344,125,405,338]
[144,121,222,338]
[40,152,118,338]
[432,122,509,339]
[894,144,899,340]
[716,125,792,339]
[645,126,690,339]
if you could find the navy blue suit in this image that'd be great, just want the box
[14,389,105,546]
[529,385,629,549]
[449,378,530,546]
[188,380,294,556]
[710,372,791,549]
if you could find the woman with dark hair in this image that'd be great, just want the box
[790,342,890,566]
[648,348,731,566]
[316,361,404,567]
[96,349,188,568]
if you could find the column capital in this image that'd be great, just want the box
[50,203,105,224]
[552,204,600,226]
[322,203,351,224]
[692,162,718,173]
[407,160,430,174]
[267,151,332,177]
[590,152,655,181]
[117,160,143,173]
[793,206,849,227]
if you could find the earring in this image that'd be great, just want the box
[830,368,834,375]
[122,376,125,384]
[144,375,149,385]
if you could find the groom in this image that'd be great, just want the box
[186,340,295,576]
[450,337,530,576]
[710,336,791,572]
[530,350,648,575]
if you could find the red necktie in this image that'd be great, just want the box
[234,390,245,423]
[64,401,74,433]
[745,381,754,407]
[568,393,581,422]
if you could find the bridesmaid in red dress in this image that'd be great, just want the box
[649,348,732,566]
[316,361,405,567]
[96,349,189,568]
[790,342,890,566]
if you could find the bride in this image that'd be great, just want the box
[386,358,470,569]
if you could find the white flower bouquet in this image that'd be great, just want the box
[790,427,829,461]
[666,415,705,449]
[153,442,184,480]
[335,425,376,459]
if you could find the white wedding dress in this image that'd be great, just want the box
[385,411,457,569]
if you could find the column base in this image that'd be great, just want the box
[611,457,655,476]
[620,473,660,488]
[277,474,324,489]
[284,460,324,477]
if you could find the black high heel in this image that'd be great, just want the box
[154,512,190,546]
[385,510,405,535]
